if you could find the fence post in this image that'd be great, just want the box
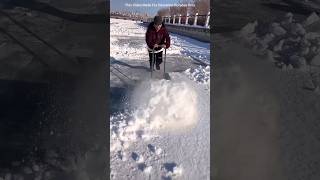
[205,12,210,28]
[168,16,171,24]
[173,14,176,24]
[185,13,189,25]
[193,13,198,26]
[178,14,181,24]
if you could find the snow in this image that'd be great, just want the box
[131,79,198,131]
[144,165,153,174]
[171,34,210,65]
[311,53,320,65]
[303,12,320,26]
[110,18,210,179]
[240,12,320,69]
[185,65,210,89]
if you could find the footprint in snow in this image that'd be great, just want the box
[117,151,127,161]
[131,152,144,162]
[147,144,162,155]
[163,162,177,173]
[136,130,144,138]
[131,152,139,161]
[161,162,183,179]
[147,144,155,153]
[137,163,146,171]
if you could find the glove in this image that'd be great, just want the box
[160,44,166,48]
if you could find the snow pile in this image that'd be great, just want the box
[132,79,198,131]
[185,65,210,86]
[240,12,320,69]
[110,79,198,152]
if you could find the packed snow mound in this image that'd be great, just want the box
[185,65,210,86]
[132,79,198,131]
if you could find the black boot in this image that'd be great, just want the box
[156,64,160,70]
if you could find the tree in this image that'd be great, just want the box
[157,8,170,17]
[192,0,209,14]
[191,0,210,25]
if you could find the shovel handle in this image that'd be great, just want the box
[151,48,155,78]
[164,48,166,74]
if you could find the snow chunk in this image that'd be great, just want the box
[289,23,306,35]
[156,147,163,155]
[305,32,320,40]
[184,65,210,86]
[144,166,152,174]
[240,20,258,36]
[271,23,287,36]
[311,53,320,65]
[304,12,320,27]
[173,166,183,176]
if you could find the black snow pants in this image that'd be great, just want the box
[148,51,163,69]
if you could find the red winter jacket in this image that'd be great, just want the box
[146,22,170,51]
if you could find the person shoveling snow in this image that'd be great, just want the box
[146,16,171,79]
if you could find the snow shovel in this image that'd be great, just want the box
[151,48,156,78]
[163,48,171,80]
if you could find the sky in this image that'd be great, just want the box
[110,0,193,16]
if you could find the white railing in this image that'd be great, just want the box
[162,12,210,29]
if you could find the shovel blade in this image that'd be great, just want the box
[163,73,171,80]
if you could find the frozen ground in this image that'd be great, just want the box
[110,18,210,179]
